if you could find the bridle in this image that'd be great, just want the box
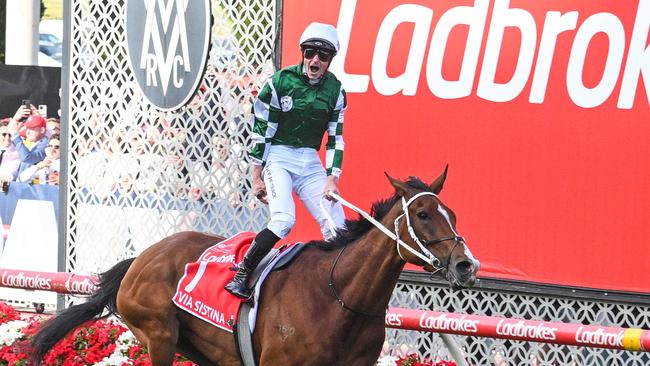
[325,191,464,272]
[322,191,466,317]
[394,192,466,274]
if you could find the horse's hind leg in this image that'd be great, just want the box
[177,337,216,365]
[119,291,181,366]
[126,315,180,366]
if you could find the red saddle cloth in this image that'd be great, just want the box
[172,231,255,333]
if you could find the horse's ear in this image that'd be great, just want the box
[385,172,410,197]
[430,165,448,195]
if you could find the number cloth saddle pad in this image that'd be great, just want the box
[172,231,306,333]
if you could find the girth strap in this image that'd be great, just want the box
[234,243,308,365]
[236,302,257,366]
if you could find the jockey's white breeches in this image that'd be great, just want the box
[262,145,345,240]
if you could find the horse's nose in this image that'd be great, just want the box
[455,260,476,279]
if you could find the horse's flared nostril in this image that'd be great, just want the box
[456,260,474,277]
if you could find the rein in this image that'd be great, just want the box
[321,191,465,317]
[327,245,385,318]
[394,193,465,273]
[325,191,462,270]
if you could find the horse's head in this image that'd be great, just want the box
[386,166,480,289]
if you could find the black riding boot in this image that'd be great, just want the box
[225,229,280,298]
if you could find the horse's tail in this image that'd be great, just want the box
[30,257,136,364]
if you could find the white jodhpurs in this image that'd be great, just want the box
[262,145,345,240]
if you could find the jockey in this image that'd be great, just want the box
[225,22,348,298]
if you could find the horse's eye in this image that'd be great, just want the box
[416,212,429,219]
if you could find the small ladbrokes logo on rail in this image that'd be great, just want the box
[125,0,211,110]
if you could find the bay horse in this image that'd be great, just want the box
[30,168,479,365]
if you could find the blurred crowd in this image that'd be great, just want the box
[72,82,255,212]
[0,79,261,236]
[1,80,252,199]
[0,103,61,190]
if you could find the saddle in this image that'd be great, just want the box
[247,242,306,289]
[235,242,307,366]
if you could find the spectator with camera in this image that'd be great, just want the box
[18,133,60,185]
[0,119,20,188]
[7,104,49,179]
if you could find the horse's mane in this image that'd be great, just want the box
[310,177,431,251]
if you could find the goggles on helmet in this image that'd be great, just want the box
[302,47,334,62]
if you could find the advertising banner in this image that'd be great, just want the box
[281,0,650,293]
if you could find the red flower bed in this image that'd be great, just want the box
[40,320,126,365]
[0,303,20,324]
[395,353,457,366]
[0,302,195,366]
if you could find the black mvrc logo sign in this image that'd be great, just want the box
[125,0,211,110]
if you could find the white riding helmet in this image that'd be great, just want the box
[299,22,340,55]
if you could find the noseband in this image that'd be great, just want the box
[394,192,466,273]
[323,191,467,317]
[326,191,465,272]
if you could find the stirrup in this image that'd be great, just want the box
[225,280,252,299]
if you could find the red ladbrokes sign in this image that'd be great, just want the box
[0,270,97,294]
[385,308,650,350]
[328,0,648,108]
[282,0,650,292]
[282,0,650,293]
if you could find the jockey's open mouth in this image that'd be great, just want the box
[306,61,323,79]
